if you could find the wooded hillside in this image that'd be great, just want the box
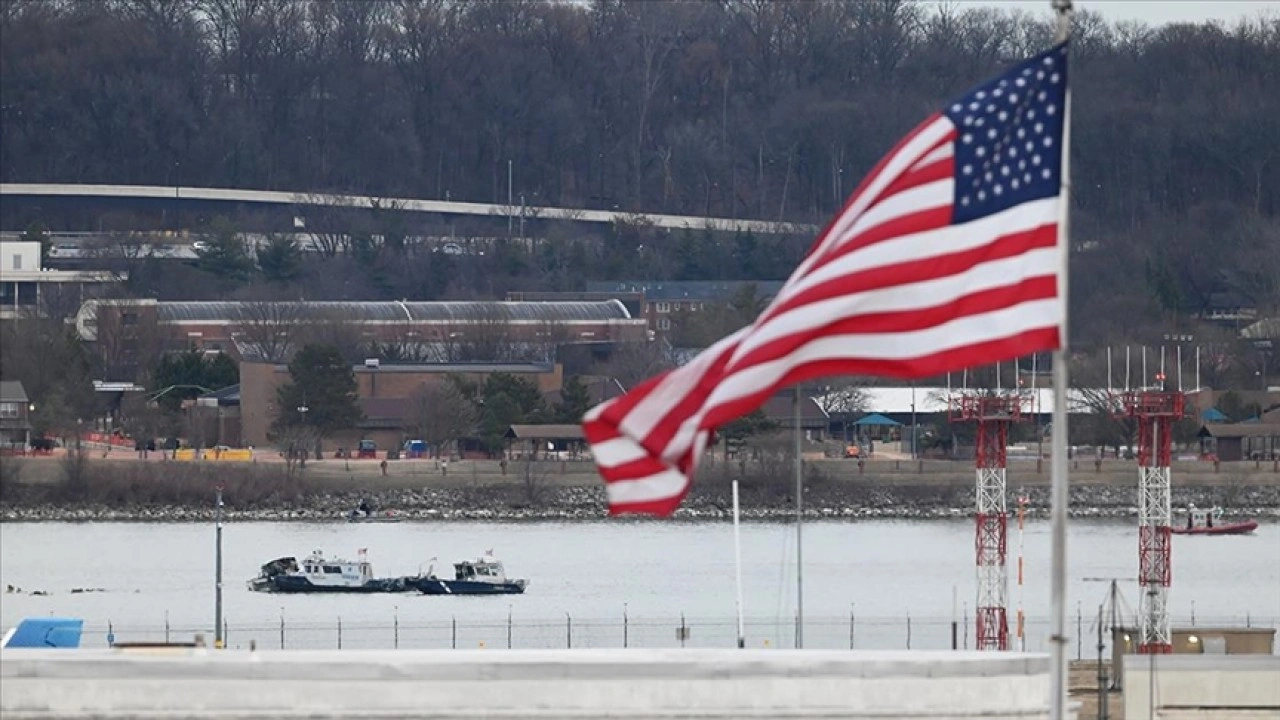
[2,0,1277,347]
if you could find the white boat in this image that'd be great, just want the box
[247,549,409,593]
[412,552,528,595]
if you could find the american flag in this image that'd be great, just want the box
[584,43,1069,516]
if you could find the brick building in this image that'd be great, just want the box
[584,281,784,333]
[237,360,566,452]
[75,299,648,372]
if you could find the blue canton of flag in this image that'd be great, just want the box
[946,43,1068,225]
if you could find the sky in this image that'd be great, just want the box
[948,0,1279,26]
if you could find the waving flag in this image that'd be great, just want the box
[584,43,1070,516]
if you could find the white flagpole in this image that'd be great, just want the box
[732,479,746,649]
[1126,345,1131,391]
[1107,346,1112,393]
[793,385,803,649]
[1196,346,1201,390]
[1048,4,1073,719]
[1177,344,1183,391]
[1142,346,1148,388]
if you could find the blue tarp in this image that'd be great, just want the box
[1201,408,1229,422]
[852,413,903,427]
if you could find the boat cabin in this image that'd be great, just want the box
[298,550,374,586]
[453,558,509,584]
[1185,506,1222,530]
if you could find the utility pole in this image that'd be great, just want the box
[214,484,224,649]
[1096,603,1108,720]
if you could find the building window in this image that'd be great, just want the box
[657,317,671,331]
[11,254,21,271]
[0,402,18,418]
[655,302,670,313]
[121,312,139,326]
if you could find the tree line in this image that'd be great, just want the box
[3,0,1278,349]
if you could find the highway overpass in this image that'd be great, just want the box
[1,183,817,236]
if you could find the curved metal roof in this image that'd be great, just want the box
[155,300,633,323]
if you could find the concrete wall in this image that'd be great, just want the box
[0,241,39,272]
[1123,654,1280,719]
[1111,627,1275,688]
[0,648,1074,719]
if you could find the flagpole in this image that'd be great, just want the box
[793,384,804,648]
[732,479,746,648]
[1048,4,1074,720]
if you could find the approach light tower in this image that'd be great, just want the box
[953,394,1023,651]
[1119,377,1184,654]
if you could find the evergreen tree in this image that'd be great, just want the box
[273,344,362,436]
[256,234,303,283]
[556,376,593,423]
[195,217,255,281]
[152,349,239,412]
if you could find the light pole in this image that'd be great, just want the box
[507,159,514,238]
[297,403,311,461]
[214,484,224,649]
[1254,340,1273,391]
[910,383,917,460]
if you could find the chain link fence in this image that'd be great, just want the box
[90,612,1274,655]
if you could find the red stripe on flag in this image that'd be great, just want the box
[744,224,1058,353]
[700,327,1062,431]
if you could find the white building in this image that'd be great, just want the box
[0,241,121,320]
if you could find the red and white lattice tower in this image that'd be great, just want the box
[1118,383,1184,654]
[953,394,1023,651]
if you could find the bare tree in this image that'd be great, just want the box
[406,380,475,458]
[598,339,676,391]
[520,456,550,506]
[297,306,366,362]
[293,193,358,257]
[817,379,869,415]
[235,300,302,363]
[441,304,519,363]
[273,423,321,479]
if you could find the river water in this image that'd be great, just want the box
[2,519,1277,652]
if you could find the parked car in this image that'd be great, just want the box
[47,243,82,258]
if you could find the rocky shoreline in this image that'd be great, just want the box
[3,484,1278,523]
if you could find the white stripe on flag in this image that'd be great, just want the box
[702,299,1061,414]
[794,117,956,281]
[605,468,690,505]
[732,245,1060,365]
[789,197,1058,298]
[590,436,650,468]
